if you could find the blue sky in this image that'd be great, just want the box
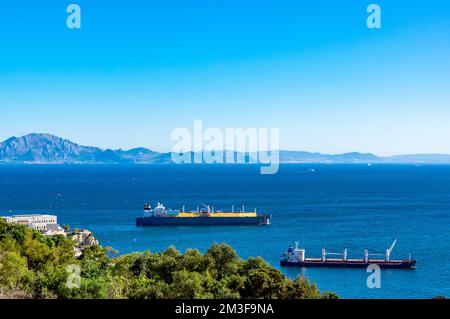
[1,0,449,155]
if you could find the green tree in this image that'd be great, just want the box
[169,270,211,299]
[287,276,322,299]
[0,251,33,290]
[205,243,238,280]
[0,220,337,299]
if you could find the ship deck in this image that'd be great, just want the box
[280,258,416,269]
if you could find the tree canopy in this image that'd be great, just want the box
[0,219,337,299]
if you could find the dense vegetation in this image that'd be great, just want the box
[0,219,337,299]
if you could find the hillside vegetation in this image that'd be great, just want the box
[0,220,337,299]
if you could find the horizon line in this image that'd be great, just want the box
[2,132,450,158]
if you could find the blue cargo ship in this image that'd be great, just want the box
[136,203,271,226]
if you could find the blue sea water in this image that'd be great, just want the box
[0,164,449,299]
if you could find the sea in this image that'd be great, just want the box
[0,164,449,299]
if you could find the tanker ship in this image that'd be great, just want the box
[136,203,271,226]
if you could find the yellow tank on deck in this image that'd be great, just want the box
[177,212,257,218]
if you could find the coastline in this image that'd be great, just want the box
[0,218,337,299]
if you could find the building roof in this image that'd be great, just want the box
[3,214,56,218]
[46,224,62,232]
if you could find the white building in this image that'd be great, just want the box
[2,214,59,233]
[71,229,99,246]
[43,223,66,236]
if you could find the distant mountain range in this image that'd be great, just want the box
[1,133,450,164]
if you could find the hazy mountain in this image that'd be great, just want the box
[278,151,380,163]
[0,133,100,163]
[0,133,158,164]
[383,154,450,164]
[1,133,450,164]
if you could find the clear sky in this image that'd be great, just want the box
[1,0,449,155]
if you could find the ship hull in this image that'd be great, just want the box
[280,259,416,269]
[136,215,270,226]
